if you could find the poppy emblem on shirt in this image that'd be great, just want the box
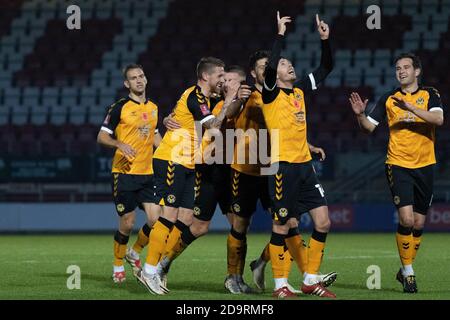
[200,104,210,116]
[142,112,148,121]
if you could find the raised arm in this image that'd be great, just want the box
[296,14,333,90]
[312,14,333,83]
[224,80,252,119]
[264,11,292,91]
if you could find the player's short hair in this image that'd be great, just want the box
[248,50,270,71]
[196,57,225,79]
[394,53,422,70]
[122,64,144,80]
[225,65,246,79]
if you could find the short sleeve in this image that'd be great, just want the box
[187,92,215,124]
[426,87,445,112]
[100,102,123,135]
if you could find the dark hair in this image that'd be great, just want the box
[394,53,422,70]
[248,50,270,71]
[196,57,225,79]
[122,64,144,80]
[225,65,246,79]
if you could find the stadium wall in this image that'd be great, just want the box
[1,203,450,233]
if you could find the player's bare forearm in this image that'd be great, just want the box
[356,114,376,133]
[97,130,119,149]
[224,98,242,119]
[153,132,162,148]
[203,111,226,129]
[411,108,444,126]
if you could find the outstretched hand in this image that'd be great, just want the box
[277,11,292,36]
[349,92,368,115]
[163,112,181,130]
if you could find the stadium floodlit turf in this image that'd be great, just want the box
[1,233,449,300]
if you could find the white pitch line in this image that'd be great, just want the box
[328,255,398,260]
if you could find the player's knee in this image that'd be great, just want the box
[399,216,414,228]
[287,218,299,228]
[272,221,289,234]
[190,219,209,237]
[178,208,194,225]
[232,216,249,234]
[120,214,135,233]
[413,220,425,230]
[315,217,331,232]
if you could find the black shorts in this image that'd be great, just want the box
[268,161,327,224]
[111,173,156,216]
[153,159,195,209]
[230,169,271,219]
[385,164,434,215]
[193,164,231,221]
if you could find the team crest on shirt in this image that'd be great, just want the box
[394,196,400,205]
[193,207,201,216]
[294,111,305,122]
[152,110,157,118]
[416,97,424,106]
[199,104,210,116]
[167,194,176,204]
[294,93,302,101]
[233,203,241,213]
[279,208,288,217]
[116,204,125,213]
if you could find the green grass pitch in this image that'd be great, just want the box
[1,233,449,300]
